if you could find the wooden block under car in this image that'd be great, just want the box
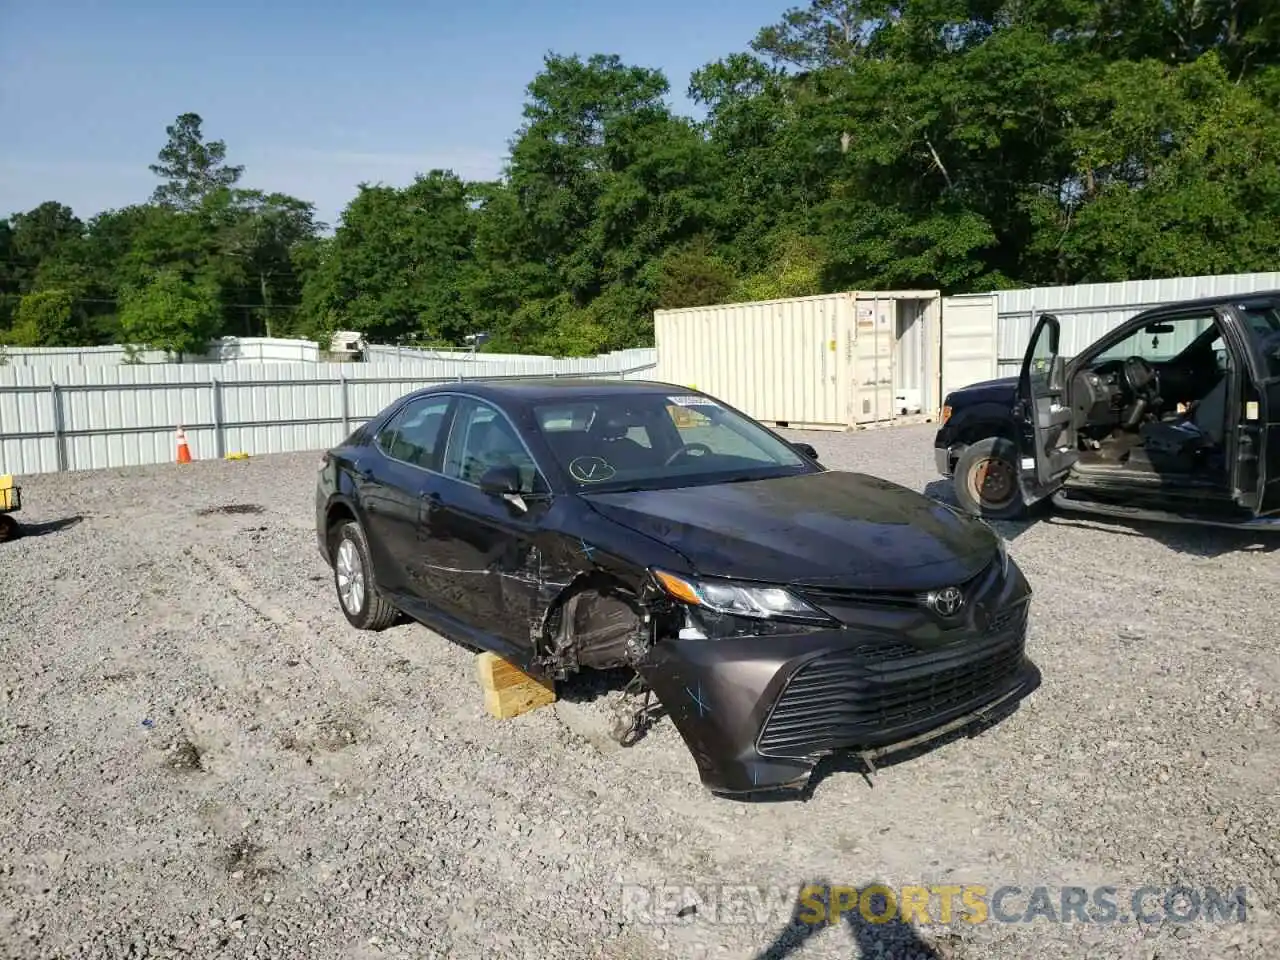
[475,652,556,719]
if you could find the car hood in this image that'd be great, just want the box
[582,470,998,591]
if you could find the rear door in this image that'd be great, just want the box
[363,394,456,596]
[1257,379,1280,516]
[1016,314,1078,503]
[1226,301,1280,516]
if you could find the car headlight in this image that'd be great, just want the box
[652,569,835,623]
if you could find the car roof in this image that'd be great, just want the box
[1128,289,1280,318]
[405,378,690,405]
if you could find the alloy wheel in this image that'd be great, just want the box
[335,537,366,614]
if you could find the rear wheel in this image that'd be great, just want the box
[953,437,1028,520]
[0,514,18,543]
[331,520,398,630]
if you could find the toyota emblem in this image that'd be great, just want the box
[928,586,965,617]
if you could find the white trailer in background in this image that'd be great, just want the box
[653,290,999,430]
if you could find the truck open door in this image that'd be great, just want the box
[1016,314,1078,505]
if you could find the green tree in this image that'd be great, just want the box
[209,189,322,337]
[471,53,724,353]
[300,171,477,344]
[118,270,221,361]
[7,202,85,294]
[654,237,738,309]
[149,113,244,210]
[1026,52,1280,282]
[3,289,90,347]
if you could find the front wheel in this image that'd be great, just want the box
[953,437,1028,520]
[331,520,399,630]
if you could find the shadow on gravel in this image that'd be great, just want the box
[557,666,635,703]
[556,667,670,746]
[1042,516,1280,557]
[753,880,941,959]
[924,478,1280,556]
[16,515,85,538]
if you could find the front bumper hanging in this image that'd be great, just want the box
[636,594,1040,798]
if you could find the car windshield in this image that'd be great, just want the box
[531,392,812,491]
[1236,301,1280,380]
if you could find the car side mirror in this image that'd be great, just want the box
[793,442,818,461]
[478,464,527,511]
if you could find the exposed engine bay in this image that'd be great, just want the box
[1069,353,1228,477]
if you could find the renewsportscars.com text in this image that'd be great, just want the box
[620,883,1249,927]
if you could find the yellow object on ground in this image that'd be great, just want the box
[475,652,556,719]
[0,475,17,512]
[224,452,251,460]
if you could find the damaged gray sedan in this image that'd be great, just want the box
[315,379,1040,798]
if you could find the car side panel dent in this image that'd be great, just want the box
[523,511,696,677]
[527,541,663,677]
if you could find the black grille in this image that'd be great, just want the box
[757,620,1027,757]
[795,560,998,614]
[796,585,922,610]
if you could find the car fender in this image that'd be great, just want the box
[530,508,698,674]
[320,481,397,589]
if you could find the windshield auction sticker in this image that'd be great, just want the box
[668,395,720,407]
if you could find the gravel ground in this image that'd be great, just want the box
[1,423,1278,960]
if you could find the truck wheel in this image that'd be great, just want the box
[0,514,17,543]
[953,438,1027,520]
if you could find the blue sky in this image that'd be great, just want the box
[0,0,788,229]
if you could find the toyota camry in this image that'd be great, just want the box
[315,379,1040,797]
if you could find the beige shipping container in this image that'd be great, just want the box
[653,290,943,430]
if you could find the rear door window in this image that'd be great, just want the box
[376,396,452,470]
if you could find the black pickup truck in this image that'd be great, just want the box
[933,291,1280,530]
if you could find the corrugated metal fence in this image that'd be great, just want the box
[995,272,1280,376]
[0,337,320,367]
[0,359,657,475]
[362,344,656,372]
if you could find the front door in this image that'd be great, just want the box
[421,396,551,651]
[1016,314,1077,503]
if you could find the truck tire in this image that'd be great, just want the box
[953,437,1028,520]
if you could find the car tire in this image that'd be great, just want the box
[953,437,1028,520]
[331,520,398,630]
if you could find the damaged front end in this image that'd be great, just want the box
[633,566,1038,799]
[527,561,1038,800]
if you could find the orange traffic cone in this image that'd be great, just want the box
[176,426,193,464]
